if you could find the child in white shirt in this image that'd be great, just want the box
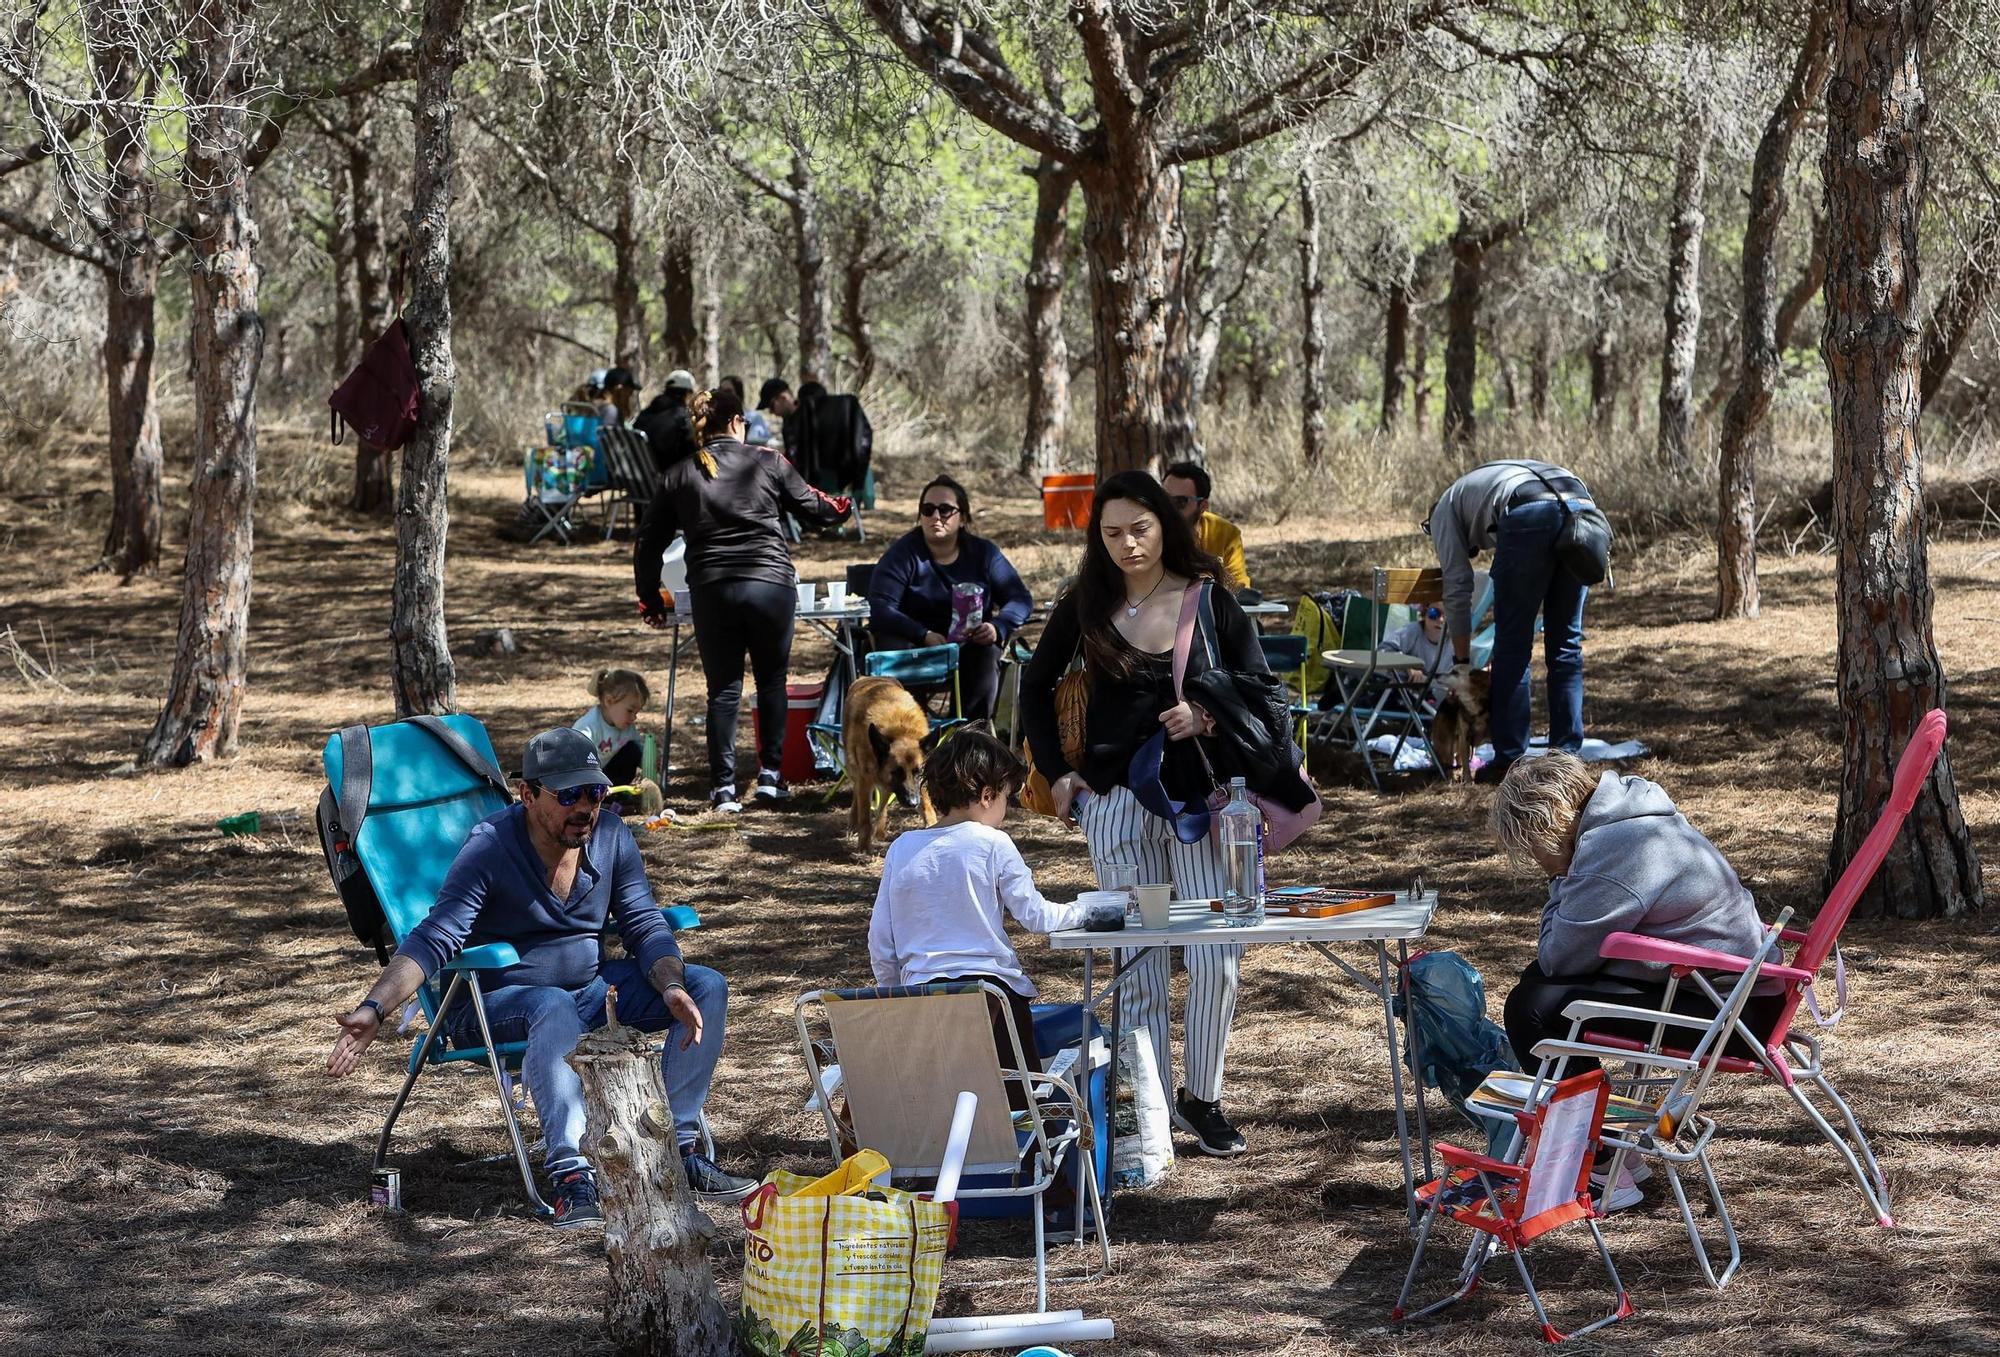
[868,726,1088,1103]
[574,667,659,813]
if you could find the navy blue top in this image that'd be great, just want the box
[868,530,1034,645]
[395,804,681,991]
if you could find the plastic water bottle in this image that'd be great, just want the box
[1219,777,1264,926]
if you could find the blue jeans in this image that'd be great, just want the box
[450,960,729,1178]
[1488,498,1587,762]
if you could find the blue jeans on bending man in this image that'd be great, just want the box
[1488,497,1588,764]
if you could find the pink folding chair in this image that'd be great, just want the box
[1582,709,1949,1228]
[1395,1070,1635,1344]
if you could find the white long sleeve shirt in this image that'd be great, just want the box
[868,821,1089,998]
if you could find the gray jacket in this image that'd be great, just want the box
[1539,771,1766,979]
[1425,458,1572,640]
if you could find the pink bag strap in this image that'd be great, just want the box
[1169,581,1205,697]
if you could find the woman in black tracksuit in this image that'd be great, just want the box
[634,385,850,812]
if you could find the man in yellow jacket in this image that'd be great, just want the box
[1162,460,1250,591]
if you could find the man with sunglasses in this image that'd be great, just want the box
[325,727,755,1226]
[1161,461,1251,591]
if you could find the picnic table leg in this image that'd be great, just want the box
[1103,945,1122,1225]
[660,621,682,780]
[1401,940,1433,1180]
[1377,940,1422,1225]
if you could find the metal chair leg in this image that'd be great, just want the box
[373,974,462,1174]
[1811,1069,1894,1220]
[1669,1150,1742,1289]
[1786,1073,1893,1225]
[465,974,553,1218]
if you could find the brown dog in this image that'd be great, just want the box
[843,676,941,851]
[1428,667,1493,781]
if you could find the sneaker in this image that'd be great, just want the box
[1591,1162,1644,1214]
[1171,1088,1247,1157]
[709,785,742,815]
[1592,1153,1653,1190]
[753,769,790,803]
[1472,757,1514,786]
[683,1150,759,1203]
[549,1169,603,1228]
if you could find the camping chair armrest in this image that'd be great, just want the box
[1558,1000,1723,1033]
[1599,931,1813,984]
[442,943,521,971]
[1530,1038,1704,1072]
[662,904,701,931]
[1438,1143,1523,1180]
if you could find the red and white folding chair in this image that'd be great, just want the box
[1395,1070,1634,1344]
[1580,710,1948,1228]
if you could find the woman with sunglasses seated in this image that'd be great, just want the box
[865,474,1034,720]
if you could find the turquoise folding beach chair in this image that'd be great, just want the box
[322,714,700,1217]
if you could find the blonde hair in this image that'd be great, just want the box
[591,666,650,709]
[1489,752,1600,871]
[687,389,722,479]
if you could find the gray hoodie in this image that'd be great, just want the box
[1539,771,1766,979]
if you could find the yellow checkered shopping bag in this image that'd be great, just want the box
[736,1158,956,1357]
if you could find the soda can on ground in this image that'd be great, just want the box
[370,1168,402,1212]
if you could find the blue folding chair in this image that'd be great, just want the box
[322,715,701,1217]
[1258,633,1313,747]
[864,642,964,729]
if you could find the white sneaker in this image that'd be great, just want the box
[1591,1163,1645,1213]
[709,786,742,815]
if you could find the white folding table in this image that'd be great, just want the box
[1047,890,1440,1221]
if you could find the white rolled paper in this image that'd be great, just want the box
[930,1090,978,1205]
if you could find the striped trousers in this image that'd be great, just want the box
[1077,784,1242,1105]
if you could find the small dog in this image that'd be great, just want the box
[843,676,941,851]
[1428,667,1493,781]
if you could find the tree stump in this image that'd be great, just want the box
[567,994,735,1357]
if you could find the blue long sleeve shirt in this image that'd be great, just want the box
[394,804,681,991]
[867,530,1034,645]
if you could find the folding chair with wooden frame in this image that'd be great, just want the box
[1395,1069,1634,1344]
[793,981,1110,1312]
[1318,566,1448,787]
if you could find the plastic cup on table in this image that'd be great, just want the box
[825,581,848,610]
[1099,861,1139,925]
[1134,883,1172,930]
[796,580,816,611]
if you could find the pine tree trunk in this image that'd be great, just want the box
[839,220,882,394]
[348,96,390,343]
[391,0,465,720]
[1411,312,1430,435]
[1822,0,1984,918]
[660,233,698,372]
[1380,283,1410,430]
[612,174,645,376]
[789,148,831,385]
[1077,140,1192,476]
[566,1010,734,1357]
[1917,203,2000,412]
[90,6,162,578]
[141,0,260,767]
[1589,285,1618,435]
[697,243,721,388]
[1298,168,1327,465]
[1657,117,1710,474]
[1443,215,1515,447]
[330,205,356,376]
[1718,9,1830,620]
[1529,319,1551,422]
[1019,154,1073,477]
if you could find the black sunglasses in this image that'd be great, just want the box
[529,781,609,807]
[1168,494,1197,509]
[918,503,960,519]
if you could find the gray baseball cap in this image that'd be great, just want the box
[664,368,695,392]
[521,727,612,791]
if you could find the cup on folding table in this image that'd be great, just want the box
[795,580,817,611]
[1133,883,1172,930]
[825,581,848,609]
[1099,861,1139,924]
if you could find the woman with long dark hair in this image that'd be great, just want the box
[1019,470,1272,1159]
[866,473,1034,720]
[634,386,851,813]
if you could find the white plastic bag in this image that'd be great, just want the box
[1112,1025,1174,1188]
[660,533,689,612]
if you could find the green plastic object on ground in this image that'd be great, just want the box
[217,811,262,836]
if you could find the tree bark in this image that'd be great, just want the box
[88,2,163,578]
[1657,115,1710,473]
[789,147,831,385]
[1077,142,1192,475]
[391,0,466,720]
[566,1002,734,1357]
[1589,282,1619,435]
[1917,202,2000,413]
[1298,168,1327,465]
[611,172,645,376]
[697,242,721,388]
[1822,0,1984,918]
[1019,154,1073,477]
[348,96,391,345]
[1442,211,1520,447]
[1717,9,1831,621]
[329,192,356,376]
[660,232,698,373]
[1529,318,1551,422]
[1411,310,1431,435]
[1381,282,1411,430]
[142,0,260,767]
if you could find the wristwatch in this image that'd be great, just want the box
[357,998,386,1023]
[659,981,688,1001]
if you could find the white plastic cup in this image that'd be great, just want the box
[826,581,848,609]
[1134,883,1172,930]
[795,580,816,611]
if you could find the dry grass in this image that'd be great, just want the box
[1,424,1997,1357]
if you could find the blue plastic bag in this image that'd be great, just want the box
[1393,950,1521,1155]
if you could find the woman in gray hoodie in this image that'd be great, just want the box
[1492,753,1781,1070]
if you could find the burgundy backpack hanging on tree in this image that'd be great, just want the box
[328,269,420,451]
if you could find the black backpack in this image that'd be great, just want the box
[316,716,513,962]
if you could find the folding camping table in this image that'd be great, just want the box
[1047,889,1440,1222]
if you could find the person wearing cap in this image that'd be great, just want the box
[1424,459,1594,783]
[324,726,757,1227]
[633,368,697,474]
[597,366,642,427]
